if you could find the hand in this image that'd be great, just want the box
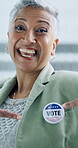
[0,109,22,120]
[62,99,78,109]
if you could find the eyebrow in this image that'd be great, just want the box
[14,18,50,26]
[37,20,50,26]
[14,18,27,22]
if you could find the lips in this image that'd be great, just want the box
[18,48,37,58]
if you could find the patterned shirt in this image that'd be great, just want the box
[0,97,28,148]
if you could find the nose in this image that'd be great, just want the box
[22,30,37,45]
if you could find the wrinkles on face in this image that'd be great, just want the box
[7,7,58,73]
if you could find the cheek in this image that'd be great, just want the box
[8,32,19,47]
[8,33,17,52]
[7,37,15,59]
[8,41,13,56]
[39,39,52,61]
[40,36,53,53]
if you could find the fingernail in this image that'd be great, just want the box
[62,104,66,109]
[17,115,22,120]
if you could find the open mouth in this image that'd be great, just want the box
[18,48,37,58]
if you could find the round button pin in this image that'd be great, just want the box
[43,102,64,124]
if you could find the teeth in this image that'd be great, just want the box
[21,54,32,58]
[19,49,35,54]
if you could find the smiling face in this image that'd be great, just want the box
[7,7,58,74]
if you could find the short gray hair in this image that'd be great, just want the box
[9,0,59,23]
[8,0,59,36]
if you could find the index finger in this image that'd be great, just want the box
[0,109,22,120]
[62,99,78,109]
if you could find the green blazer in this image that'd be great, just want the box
[0,62,78,148]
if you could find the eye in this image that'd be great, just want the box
[36,28,48,34]
[15,25,26,32]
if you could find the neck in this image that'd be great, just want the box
[16,70,40,93]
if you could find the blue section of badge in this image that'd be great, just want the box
[45,104,61,110]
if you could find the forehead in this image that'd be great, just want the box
[14,7,55,26]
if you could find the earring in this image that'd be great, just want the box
[5,46,9,54]
[50,55,55,61]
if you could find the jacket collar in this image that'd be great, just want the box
[0,77,16,105]
[26,62,54,104]
[0,62,54,105]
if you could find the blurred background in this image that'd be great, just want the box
[0,0,78,78]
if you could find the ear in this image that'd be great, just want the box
[51,39,59,56]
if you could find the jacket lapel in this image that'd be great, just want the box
[0,63,54,107]
[24,63,54,111]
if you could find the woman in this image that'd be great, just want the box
[0,0,78,147]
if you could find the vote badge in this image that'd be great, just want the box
[43,102,64,124]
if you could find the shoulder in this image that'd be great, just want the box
[0,77,16,88]
[49,71,78,100]
[50,70,78,88]
[0,78,9,87]
[50,70,78,84]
